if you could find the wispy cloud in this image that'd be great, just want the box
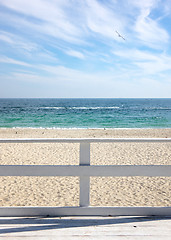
[0,0,86,44]
[128,0,170,49]
[0,31,38,52]
[0,30,59,65]
[0,56,31,66]
[0,33,13,44]
[84,0,126,40]
[135,14,169,49]
[0,0,169,49]
[0,0,128,45]
[4,64,170,98]
[0,0,171,97]
[64,49,85,59]
[113,48,171,75]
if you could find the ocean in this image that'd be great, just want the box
[0,98,171,128]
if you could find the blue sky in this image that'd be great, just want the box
[0,0,171,98]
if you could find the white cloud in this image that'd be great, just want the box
[128,0,170,49]
[113,49,158,61]
[0,56,31,66]
[135,14,169,49]
[0,0,128,45]
[4,65,171,98]
[0,0,169,49]
[0,0,171,98]
[0,33,13,44]
[84,0,126,40]
[0,0,85,44]
[0,31,37,52]
[65,49,85,59]
[129,0,158,11]
[113,48,171,75]
[162,0,171,16]
[0,31,59,64]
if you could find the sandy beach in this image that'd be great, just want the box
[0,128,171,207]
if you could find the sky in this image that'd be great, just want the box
[0,0,171,98]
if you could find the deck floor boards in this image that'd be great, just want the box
[0,216,170,239]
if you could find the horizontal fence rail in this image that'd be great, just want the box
[0,138,171,143]
[0,165,171,177]
[0,138,171,217]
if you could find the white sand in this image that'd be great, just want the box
[0,128,170,207]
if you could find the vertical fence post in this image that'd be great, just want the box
[79,142,90,207]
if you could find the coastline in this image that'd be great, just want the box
[0,127,171,138]
[0,128,170,207]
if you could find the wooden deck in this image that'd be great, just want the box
[0,216,170,239]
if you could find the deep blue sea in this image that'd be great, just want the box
[0,98,171,128]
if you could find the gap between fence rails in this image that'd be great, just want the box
[0,138,171,216]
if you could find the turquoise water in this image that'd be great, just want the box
[0,98,171,128]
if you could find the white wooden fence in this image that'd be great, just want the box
[0,138,171,216]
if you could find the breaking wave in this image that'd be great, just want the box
[39,106,120,110]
